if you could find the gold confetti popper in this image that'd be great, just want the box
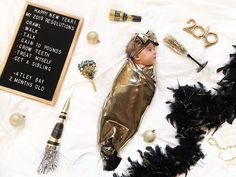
[78,60,97,92]
[37,97,70,174]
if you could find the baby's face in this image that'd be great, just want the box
[134,43,157,67]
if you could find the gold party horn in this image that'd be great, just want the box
[109,9,141,22]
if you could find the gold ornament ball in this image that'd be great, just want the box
[87,31,100,44]
[9,113,25,128]
[143,129,156,143]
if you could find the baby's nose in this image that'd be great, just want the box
[153,50,157,55]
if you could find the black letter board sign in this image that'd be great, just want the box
[0,2,83,105]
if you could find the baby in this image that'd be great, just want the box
[99,30,158,170]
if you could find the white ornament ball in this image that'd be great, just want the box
[87,31,100,44]
[143,129,156,143]
[9,113,25,128]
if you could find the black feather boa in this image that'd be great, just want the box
[114,46,236,177]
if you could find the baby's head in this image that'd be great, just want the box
[126,30,159,67]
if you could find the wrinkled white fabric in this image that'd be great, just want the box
[0,0,236,177]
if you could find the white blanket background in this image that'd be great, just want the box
[1,0,236,177]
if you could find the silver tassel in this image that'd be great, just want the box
[37,146,58,174]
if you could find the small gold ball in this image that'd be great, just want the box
[143,129,156,143]
[9,113,25,128]
[87,31,100,44]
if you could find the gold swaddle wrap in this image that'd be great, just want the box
[99,58,156,170]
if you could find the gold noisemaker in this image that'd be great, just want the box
[37,97,70,174]
[109,9,142,22]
